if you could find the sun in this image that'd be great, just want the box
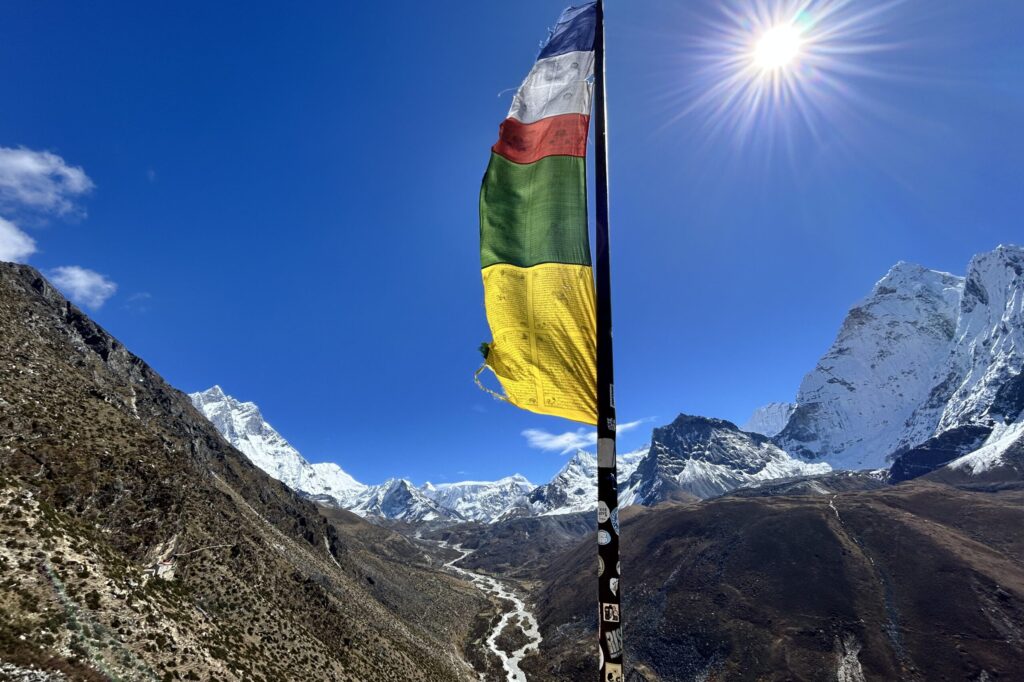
[754,24,803,70]
[658,0,908,150]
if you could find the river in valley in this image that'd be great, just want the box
[441,543,542,682]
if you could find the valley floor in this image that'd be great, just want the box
[438,542,542,682]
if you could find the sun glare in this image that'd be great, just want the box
[754,24,802,70]
[659,0,907,151]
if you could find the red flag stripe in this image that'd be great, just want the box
[492,114,590,165]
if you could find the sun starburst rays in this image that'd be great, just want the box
[656,0,908,153]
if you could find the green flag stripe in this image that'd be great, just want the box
[480,153,591,269]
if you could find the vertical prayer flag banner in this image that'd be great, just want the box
[478,2,599,425]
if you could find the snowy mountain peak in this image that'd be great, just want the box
[189,386,366,505]
[525,447,649,517]
[421,474,535,523]
[941,245,1024,426]
[623,414,830,503]
[202,384,226,399]
[564,449,597,473]
[767,246,1023,478]
[879,260,956,288]
[743,402,796,437]
[775,262,964,469]
[309,462,364,499]
[348,478,462,523]
[889,244,1024,473]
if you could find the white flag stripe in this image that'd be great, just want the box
[507,50,595,125]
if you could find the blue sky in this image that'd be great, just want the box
[1,1,1022,486]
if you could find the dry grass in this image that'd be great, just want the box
[0,263,487,681]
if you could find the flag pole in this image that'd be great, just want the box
[593,1,623,680]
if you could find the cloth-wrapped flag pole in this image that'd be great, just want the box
[477,2,599,426]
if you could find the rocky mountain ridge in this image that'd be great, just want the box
[190,386,367,505]
[193,386,843,524]
[0,262,484,681]
[622,415,831,503]
[762,245,1024,481]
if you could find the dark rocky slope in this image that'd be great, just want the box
[424,512,596,579]
[521,482,1024,681]
[0,263,483,681]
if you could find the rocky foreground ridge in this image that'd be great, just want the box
[0,263,487,681]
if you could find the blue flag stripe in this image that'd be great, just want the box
[538,2,597,60]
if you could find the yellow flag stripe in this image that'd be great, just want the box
[482,262,597,425]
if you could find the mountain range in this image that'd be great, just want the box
[190,385,368,505]
[4,246,1024,681]
[189,387,830,524]
[190,246,1024,523]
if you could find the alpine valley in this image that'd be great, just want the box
[3,245,1024,681]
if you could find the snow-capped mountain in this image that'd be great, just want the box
[190,386,366,505]
[888,247,1024,481]
[624,415,831,503]
[308,462,365,502]
[742,402,796,437]
[422,475,534,523]
[898,246,1024,449]
[944,415,1024,478]
[775,262,964,470]
[769,245,1024,479]
[526,447,649,516]
[191,384,834,520]
[347,479,463,523]
[190,386,536,522]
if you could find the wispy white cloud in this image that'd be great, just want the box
[0,217,36,262]
[124,291,152,313]
[48,266,117,309]
[616,418,650,435]
[522,418,653,454]
[0,146,94,217]
[522,427,595,454]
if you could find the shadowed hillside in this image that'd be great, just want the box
[521,483,1024,681]
[0,263,484,681]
